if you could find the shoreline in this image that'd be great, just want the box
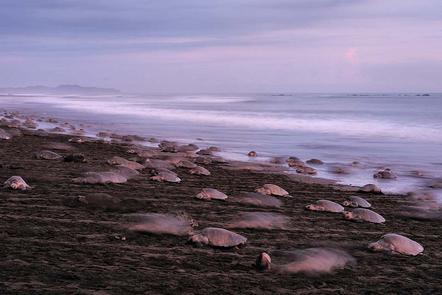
[1,114,441,294]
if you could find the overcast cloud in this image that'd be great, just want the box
[1,0,441,92]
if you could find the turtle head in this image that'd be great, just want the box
[305,204,321,211]
[368,241,384,252]
[255,187,268,195]
[189,233,209,246]
[343,211,353,220]
[342,200,352,207]
[255,252,272,272]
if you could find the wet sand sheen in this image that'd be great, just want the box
[0,128,441,294]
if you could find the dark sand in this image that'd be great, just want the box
[1,129,441,294]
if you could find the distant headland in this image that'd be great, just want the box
[0,84,120,95]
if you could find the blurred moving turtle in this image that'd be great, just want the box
[305,200,344,213]
[360,184,382,194]
[256,184,289,197]
[234,192,282,208]
[368,233,424,256]
[189,227,247,248]
[4,176,31,190]
[0,128,11,140]
[228,212,289,229]
[343,208,385,224]
[34,150,63,160]
[128,213,195,236]
[76,193,121,210]
[342,196,371,208]
[255,248,355,274]
[195,188,228,201]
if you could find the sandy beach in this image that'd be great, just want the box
[1,122,441,295]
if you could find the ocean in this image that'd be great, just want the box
[1,92,441,196]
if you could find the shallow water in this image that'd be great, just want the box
[1,92,441,195]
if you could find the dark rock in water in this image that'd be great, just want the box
[64,153,87,163]
[248,151,257,157]
[306,159,324,165]
[373,168,396,179]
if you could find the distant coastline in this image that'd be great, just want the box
[0,84,120,96]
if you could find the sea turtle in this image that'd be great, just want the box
[342,196,371,208]
[150,170,181,183]
[374,168,397,179]
[359,184,382,194]
[0,128,11,140]
[107,156,144,170]
[305,200,345,213]
[144,159,175,171]
[97,131,111,138]
[128,213,195,236]
[159,140,178,153]
[368,233,424,256]
[234,192,282,208]
[196,149,213,156]
[175,160,197,169]
[4,176,31,190]
[189,166,211,176]
[189,227,247,248]
[23,119,37,129]
[255,184,289,197]
[177,144,199,153]
[343,208,385,223]
[255,248,355,274]
[33,150,63,160]
[194,156,212,165]
[195,188,228,200]
[296,166,317,175]
[49,127,65,133]
[228,212,289,229]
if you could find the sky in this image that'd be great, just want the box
[0,0,441,93]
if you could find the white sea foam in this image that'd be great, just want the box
[10,95,442,143]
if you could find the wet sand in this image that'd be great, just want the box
[1,129,441,294]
